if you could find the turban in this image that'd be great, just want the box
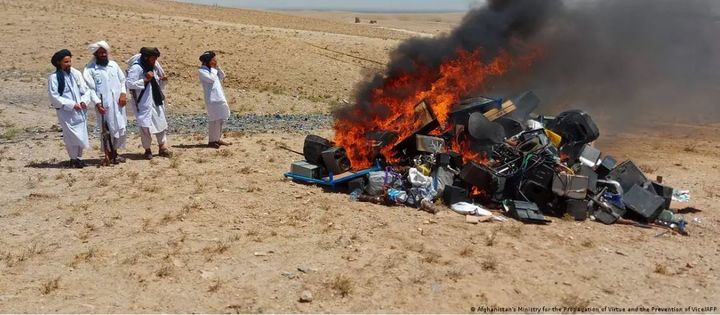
[51,49,72,68]
[51,49,72,96]
[140,47,161,57]
[88,40,110,54]
[199,51,216,64]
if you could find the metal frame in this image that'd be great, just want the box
[284,160,382,189]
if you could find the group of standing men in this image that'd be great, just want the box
[47,41,232,168]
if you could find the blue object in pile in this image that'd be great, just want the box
[284,160,382,189]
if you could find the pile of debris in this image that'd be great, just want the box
[284,91,688,235]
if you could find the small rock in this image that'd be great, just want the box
[686,262,694,269]
[297,267,308,273]
[615,250,627,256]
[282,272,296,279]
[299,290,313,303]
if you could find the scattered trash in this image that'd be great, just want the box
[451,202,492,216]
[672,190,691,203]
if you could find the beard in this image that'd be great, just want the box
[96,57,109,66]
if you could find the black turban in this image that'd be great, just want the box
[140,47,161,57]
[51,49,72,96]
[51,49,72,68]
[199,51,216,65]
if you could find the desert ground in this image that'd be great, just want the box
[1,0,719,313]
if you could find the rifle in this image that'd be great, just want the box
[99,94,115,165]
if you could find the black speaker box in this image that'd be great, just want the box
[303,135,332,165]
[546,110,600,147]
[460,161,494,188]
[623,184,666,222]
[578,165,598,194]
[650,181,673,210]
[321,147,351,175]
[607,160,648,193]
[443,184,469,206]
[565,199,590,221]
[596,155,617,178]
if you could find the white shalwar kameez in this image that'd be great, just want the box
[84,59,128,151]
[47,68,92,159]
[198,65,231,142]
[126,60,168,149]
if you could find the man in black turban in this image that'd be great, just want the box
[126,47,172,159]
[198,50,232,148]
[48,49,92,168]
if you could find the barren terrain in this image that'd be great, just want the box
[0,0,718,313]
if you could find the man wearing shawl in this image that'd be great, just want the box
[198,51,232,149]
[47,49,92,168]
[126,47,172,160]
[83,41,128,164]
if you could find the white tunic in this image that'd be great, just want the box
[198,66,231,121]
[47,68,91,149]
[126,63,168,134]
[83,60,128,143]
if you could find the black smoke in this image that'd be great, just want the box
[496,0,720,124]
[336,0,720,126]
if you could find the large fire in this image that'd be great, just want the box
[334,47,541,169]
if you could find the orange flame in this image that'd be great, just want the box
[334,47,542,169]
[470,186,487,198]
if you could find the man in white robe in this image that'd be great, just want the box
[47,49,92,168]
[126,47,171,160]
[198,51,232,149]
[83,40,128,164]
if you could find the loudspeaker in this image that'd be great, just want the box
[443,184,469,206]
[565,199,590,221]
[596,155,617,178]
[460,161,494,188]
[650,181,673,210]
[578,165,599,194]
[303,135,332,165]
[546,110,600,146]
[321,147,351,174]
[607,160,648,193]
[624,184,666,222]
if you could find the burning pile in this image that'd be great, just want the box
[286,91,687,234]
[283,0,692,234]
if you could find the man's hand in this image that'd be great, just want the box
[144,71,154,83]
[159,75,168,82]
[80,102,88,110]
[96,103,107,114]
[118,93,127,107]
[73,103,82,111]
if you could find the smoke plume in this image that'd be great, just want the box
[335,0,720,126]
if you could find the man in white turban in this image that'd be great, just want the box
[83,40,128,164]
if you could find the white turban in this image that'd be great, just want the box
[88,40,110,54]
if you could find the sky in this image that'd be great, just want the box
[176,0,479,12]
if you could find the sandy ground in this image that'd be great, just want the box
[1,0,719,313]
